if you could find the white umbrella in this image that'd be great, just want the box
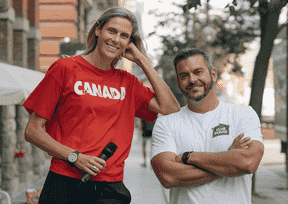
[0,62,45,105]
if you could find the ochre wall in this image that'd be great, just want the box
[39,0,78,72]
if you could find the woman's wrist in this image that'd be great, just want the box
[137,58,154,72]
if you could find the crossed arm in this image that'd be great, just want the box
[151,134,264,189]
[151,151,220,189]
[186,139,264,177]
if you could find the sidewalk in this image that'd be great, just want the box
[252,164,288,204]
[260,139,285,165]
[252,139,288,204]
[11,131,288,204]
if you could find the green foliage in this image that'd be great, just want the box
[184,0,288,123]
[183,0,202,12]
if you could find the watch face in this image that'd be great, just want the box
[68,153,77,163]
[182,152,188,159]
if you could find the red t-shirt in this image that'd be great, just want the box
[23,55,157,182]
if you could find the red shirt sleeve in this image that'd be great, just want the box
[133,77,157,122]
[23,59,66,120]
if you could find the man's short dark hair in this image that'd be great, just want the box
[173,48,214,75]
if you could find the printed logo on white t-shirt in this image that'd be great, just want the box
[212,123,229,138]
[74,81,126,100]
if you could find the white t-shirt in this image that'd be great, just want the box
[151,101,264,204]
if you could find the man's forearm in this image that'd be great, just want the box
[151,158,220,189]
[187,150,251,177]
[167,165,220,188]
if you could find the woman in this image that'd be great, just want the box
[24,7,180,204]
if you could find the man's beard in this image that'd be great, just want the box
[180,72,215,103]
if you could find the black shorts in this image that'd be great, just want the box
[142,130,153,137]
[38,171,131,204]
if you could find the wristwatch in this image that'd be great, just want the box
[182,151,193,164]
[67,151,81,168]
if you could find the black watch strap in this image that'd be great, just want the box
[182,151,193,164]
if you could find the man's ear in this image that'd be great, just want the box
[211,68,217,82]
[176,77,181,89]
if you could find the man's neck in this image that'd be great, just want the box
[187,91,220,114]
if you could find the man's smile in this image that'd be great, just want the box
[185,84,203,90]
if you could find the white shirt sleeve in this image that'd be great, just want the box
[151,115,177,159]
[237,106,264,145]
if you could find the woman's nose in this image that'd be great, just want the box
[112,34,120,43]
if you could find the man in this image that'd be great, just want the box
[150,48,264,204]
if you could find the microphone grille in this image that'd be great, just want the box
[107,142,117,152]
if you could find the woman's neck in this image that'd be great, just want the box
[83,49,113,71]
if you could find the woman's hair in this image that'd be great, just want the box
[84,7,147,65]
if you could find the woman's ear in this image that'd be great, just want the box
[95,26,101,37]
[130,36,136,44]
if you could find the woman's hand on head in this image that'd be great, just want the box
[123,42,144,64]
[74,153,106,177]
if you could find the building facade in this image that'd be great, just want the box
[39,0,94,72]
[0,0,44,201]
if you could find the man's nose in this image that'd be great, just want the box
[189,74,197,83]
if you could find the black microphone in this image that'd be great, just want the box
[62,143,118,204]
[80,142,117,184]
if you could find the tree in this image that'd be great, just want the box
[149,0,258,106]
[184,0,287,130]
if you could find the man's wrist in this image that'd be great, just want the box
[182,151,193,164]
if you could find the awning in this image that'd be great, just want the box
[0,62,45,105]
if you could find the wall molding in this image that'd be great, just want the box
[28,27,42,40]
[14,17,29,32]
[0,8,15,21]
